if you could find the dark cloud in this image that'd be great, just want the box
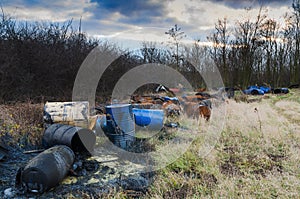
[203,0,292,9]
[92,0,166,16]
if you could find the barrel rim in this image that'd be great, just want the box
[132,108,164,113]
[106,103,131,108]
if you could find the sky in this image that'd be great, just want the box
[0,0,295,49]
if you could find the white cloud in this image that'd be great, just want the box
[0,0,293,49]
[2,0,96,22]
[166,0,291,34]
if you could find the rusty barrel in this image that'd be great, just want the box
[42,123,96,153]
[19,145,74,193]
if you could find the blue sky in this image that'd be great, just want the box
[0,0,294,49]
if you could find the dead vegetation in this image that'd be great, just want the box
[146,89,300,198]
[0,101,44,148]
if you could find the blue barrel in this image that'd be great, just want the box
[105,104,135,149]
[132,108,164,131]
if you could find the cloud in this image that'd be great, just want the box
[91,0,166,17]
[90,0,171,24]
[0,0,293,49]
[202,0,293,9]
[0,0,96,21]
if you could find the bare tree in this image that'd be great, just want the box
[283,0,300,85]
[233,6,267,87]
[208,18,230,85]
[165,24,186,70]
[259,18,280,86]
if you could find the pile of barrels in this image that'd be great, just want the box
[17,106,97,194]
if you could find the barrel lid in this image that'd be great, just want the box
[21,167,48,193]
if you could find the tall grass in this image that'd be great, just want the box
[146,89,300,198]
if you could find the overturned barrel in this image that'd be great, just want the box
[105,104,135,149]
[42,123,96,153]
[18,145,74,193]
[132,108,164,131]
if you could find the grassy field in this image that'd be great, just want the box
[144,89,300,198]
[0,89,299,198]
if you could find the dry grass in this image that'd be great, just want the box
[0,101,44,147]
[0,90,299,198]
[146,89,300,198]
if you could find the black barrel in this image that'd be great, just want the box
[18,145,74,193]
[42,123,96,153]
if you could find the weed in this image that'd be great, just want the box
[0,101,44,148]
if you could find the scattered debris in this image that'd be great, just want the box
[224,87,235,99]
[4,187,15,198]
[162,100,181,118]
[199,105,211,121]
[288,84,299,89]
[179,98,212,121]
[273,88,289,94]
[195,92,212,100]
[164,122,179,128]
[243,86,266,95]
[119,175,149,192]
[243,85,290,95]
[23,149,45,154]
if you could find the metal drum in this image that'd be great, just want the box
[18,145,74,193]
[42,123,96,153]
[132,108,164,131]
[105,104,135,149]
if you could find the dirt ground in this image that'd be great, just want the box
[0,137,154,199]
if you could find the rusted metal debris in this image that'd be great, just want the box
[130,91,213,122]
